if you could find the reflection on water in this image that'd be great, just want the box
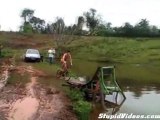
[72,59,160,119]
[120,90,160,114]
[91,90,160,120]
[104,92,126,114]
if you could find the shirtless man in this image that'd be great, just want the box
[60,50,72,72]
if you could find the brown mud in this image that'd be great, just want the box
[0,59,77,120]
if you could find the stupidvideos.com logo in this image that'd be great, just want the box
[98,113,160,119]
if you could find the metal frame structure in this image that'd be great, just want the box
[99,66,126,98]
[64,66,126,109]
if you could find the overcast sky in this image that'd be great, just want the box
[0,0,160,31]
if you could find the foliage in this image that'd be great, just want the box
[20,8,45,34]
[0,48,14,58]
[68,37,160,64]
[67,89,84,101]
[19,8,160,37]
[21,8,34,23]
[20,22,33,34]
[52,17,65,47]
[30,16,45,33]
[73,100,92,120]
[111,19,160,37]
[83,8,100,35]
[96,22,114,36]
[77,16,85,31]
[67,87,91,120]
[50,17,66,56]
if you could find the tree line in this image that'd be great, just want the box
[20,8,160,37]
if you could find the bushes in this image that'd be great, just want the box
[0,48,14,58]
[67,89,92,120]
[73,100,92,120]
[67,89,84,101]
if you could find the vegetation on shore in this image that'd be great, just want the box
[67,37,160,65]
[1,33,160,65]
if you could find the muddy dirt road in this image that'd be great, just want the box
[0,63,77,120]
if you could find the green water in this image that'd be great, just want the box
[72,59,160,120]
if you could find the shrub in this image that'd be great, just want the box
[0,48,13,58]
[73,100,92,120]
[67,89,84,101]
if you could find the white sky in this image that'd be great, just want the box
[0,0,160,31]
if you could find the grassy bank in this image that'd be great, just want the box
[1,33,160,84]
[1,32,160,65]
[68,37,160,65]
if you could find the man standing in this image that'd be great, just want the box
[48,48,53,64]
[60,50,72,72]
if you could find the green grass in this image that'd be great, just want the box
[1,32,160,65]
[1,33,160,88]
[67,89,84,101]
[116,64,160,84]
[73,100,92,120]
[31,61,67,89]
[0,48,15,58]
[68,37,160,64]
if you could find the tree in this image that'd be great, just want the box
[45,23,53,34]
[83,8,100,35]
[77,16,84,30]
[121,22,134,36]
[21,22,33,34]
[96,24,107,36]
[150,25,159,37]
[51,17,65,49]
[30,16,45,33]
[21,8,34,23]
[75,16,85,35]
[20,8,46,33]
[96,22,114,36]
[134,19,150,36]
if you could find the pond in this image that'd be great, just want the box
[72,59,160,120]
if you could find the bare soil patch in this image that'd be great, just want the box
[0,62,77,120]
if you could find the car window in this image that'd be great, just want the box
[27,49,39,54]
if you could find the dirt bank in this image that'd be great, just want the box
[0,64,77,120]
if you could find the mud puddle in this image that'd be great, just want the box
[0,65,77,120]
[9,69,39,120]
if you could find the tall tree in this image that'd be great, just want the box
[21,8,34,23]
[51,17,65,48]
[83,8,100,35]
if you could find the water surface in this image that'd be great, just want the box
[72,59,160,119]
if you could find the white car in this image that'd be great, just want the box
[24,49,41,62]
